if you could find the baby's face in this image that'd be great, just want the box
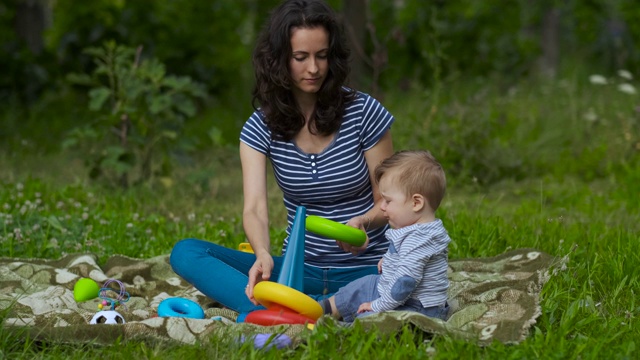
[378,174,419,229]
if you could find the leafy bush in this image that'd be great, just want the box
[46,0,266,95]
[64,42,206,188]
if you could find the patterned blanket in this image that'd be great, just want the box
[0,248,565,346]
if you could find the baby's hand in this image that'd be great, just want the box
[357,302,373,314]
[377,258,383,273]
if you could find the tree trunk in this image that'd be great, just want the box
[14,0,51,55]
[342,0,368,91]
[539,7,560,78]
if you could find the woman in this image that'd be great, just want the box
[170,0,395,313]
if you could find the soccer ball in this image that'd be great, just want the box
[89,310,126,325]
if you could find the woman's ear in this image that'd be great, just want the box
[412,194,425,212]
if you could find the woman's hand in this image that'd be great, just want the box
[336,215,370,255]
[245,252,274,305]
[377,257,383,273]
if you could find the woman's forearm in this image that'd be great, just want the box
[243,209,271,257]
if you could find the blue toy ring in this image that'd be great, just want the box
[157,297,205,319]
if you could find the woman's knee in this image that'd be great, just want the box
[169,238,203,272]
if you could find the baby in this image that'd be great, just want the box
[320,150,450,321]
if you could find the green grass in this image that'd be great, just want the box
[1,71,639,358]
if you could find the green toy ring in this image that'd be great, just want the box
[305,215,366,247]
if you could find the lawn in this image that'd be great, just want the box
[1,71,639,359]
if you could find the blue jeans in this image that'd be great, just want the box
[170,239,379,313]
[334,274,450,322]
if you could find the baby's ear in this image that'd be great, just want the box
[412,194,425,212]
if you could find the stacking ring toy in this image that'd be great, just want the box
[306,215,366,247]
[245,310,315,326]
[157,297,205,319]
[253,281,323,320]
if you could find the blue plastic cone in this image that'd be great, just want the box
[276,206,306,292]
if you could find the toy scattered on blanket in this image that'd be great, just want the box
[157,297,205,319]
[90,309,126,324]
[241,333,292,350]
[73,277,101,302]
[74,278,130,325]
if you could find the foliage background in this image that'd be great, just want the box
[2,0,640,162]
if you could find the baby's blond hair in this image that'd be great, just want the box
[374,150,446,211]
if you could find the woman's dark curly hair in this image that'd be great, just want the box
[252,0,356,141]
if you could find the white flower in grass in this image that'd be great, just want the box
[584,108,598,122]
[589,74,608,85]
[618,69,633,80]
[618,83,637,95]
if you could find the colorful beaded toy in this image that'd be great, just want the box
[97,279,130,311]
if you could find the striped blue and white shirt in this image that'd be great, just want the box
[239,92,394,268]
[372,220,450,311]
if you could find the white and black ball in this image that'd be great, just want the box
[89,310,126,325]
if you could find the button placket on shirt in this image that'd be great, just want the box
[310,154,318,178]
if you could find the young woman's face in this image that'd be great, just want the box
[289,26,329,98]
[379,173,419,229]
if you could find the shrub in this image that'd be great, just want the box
[64,41,206,188]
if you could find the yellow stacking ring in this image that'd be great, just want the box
[253,281,323,320]
[306,215,366,247]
